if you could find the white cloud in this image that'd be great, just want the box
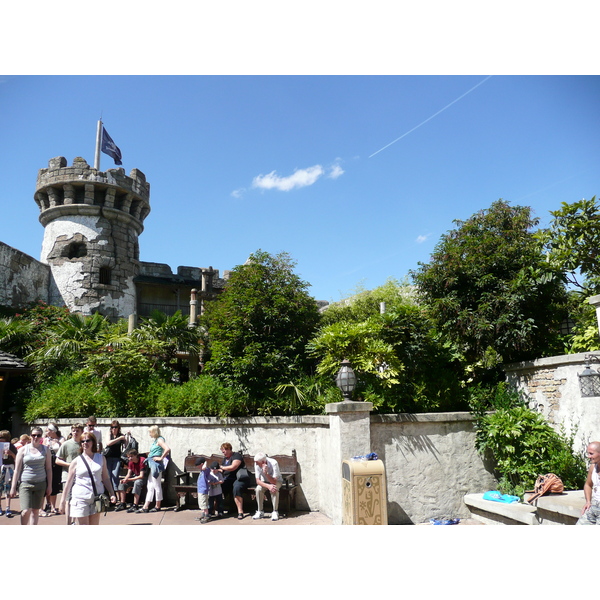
[328,163,344,179]
[252,165,325,192]
[231,188,245,199]
[416,234,430,244]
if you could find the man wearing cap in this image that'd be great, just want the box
[55,423,84,523]
[252,452,283,521]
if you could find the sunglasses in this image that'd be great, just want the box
[81,439,92,444]
[31,434,42,438]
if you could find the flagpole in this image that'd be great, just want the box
[94,120,102,170]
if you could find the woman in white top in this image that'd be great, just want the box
[60,431,116,525]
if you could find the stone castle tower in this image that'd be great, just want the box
[34,156,151,319]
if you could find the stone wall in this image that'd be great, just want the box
[27,410,495,524]
[505,352,600,454]
[0,242,50,308]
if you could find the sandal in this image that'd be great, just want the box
[237,513,245,520]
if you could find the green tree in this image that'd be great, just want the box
[309,279,467,412]
[411,200,569,368]
[202,250,321,407]
[537,196,600,293]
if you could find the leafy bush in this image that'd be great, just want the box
[24,371,114,421]
[155,375,251,418]
[469,383,587,496]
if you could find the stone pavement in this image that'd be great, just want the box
[0,496,332,526]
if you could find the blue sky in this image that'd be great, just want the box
[1,75,598,303]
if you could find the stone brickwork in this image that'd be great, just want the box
[0,241,50,307]
[512,367,567,423]
[34,157,150,319]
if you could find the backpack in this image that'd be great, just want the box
[121,434,139,463]
[525,473,564,504]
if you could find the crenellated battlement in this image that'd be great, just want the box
[34,156,151,228]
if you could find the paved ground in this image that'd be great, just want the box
[0,496,332,525]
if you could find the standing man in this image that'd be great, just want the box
[55,423,84,523]
[252,452,283,521]
[85,416,103,452]
[577,441,600,525]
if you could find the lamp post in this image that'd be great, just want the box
[336,358,357,401]
[578,355,600,397]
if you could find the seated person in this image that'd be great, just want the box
[219,442,251,520]
[118,449,147,513]
[252,452,283,521]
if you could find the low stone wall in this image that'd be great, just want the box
[371,413,497,524]
[28,410,496,524]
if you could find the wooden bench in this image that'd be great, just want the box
[173,450,299,515]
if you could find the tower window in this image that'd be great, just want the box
[64,241,87,259]
[99,267,112,285]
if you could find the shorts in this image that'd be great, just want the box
[198,493,209,510]
[70,495,97,518]
[19,480,46,510]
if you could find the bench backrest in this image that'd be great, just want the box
[183,450,298,477]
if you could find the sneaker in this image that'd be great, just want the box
[252,510,264,520]
[127,505,138,513]
[136,507,149,513]
[115,503,126,512]
[0,509,4,516]
[5,509,12,518]
[271,511,279,521]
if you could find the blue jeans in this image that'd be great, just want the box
[106,457,122,491]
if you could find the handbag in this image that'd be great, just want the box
[80,455,110,516]
[525,473,564,505]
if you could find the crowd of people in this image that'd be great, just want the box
[1,419,285,525]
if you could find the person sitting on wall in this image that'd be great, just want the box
[577,441,600,525]
[252,452,283,522]
[119,449,147,514]
[219,442,251,520]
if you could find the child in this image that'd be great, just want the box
[14,434,30,450]
[208,461,224,518]
[194,457,210,523]
[0,430,17,517]
[119,449,147,513]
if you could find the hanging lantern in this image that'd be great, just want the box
[579,357,600,397]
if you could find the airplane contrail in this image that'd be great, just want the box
[369,75,493,158]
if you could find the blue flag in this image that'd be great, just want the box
[101,126,123,165]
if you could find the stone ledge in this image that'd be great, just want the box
[464,493,538,525]
[464,491,586,525]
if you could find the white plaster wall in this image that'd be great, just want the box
[40,215,102,263]
[30,413,493,524]
[371,413,496,524]
[506,354,600,454]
